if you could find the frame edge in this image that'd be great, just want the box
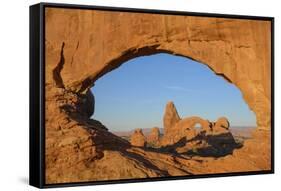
[29,3,44,188]
[30,2,275,188]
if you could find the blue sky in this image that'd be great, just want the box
[90,53,256,131]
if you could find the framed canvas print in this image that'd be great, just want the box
[29,2,274,188]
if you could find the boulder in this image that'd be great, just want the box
[130,129,147,147]
[213,117,230,132]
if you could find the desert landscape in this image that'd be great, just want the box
[45,7,271,184]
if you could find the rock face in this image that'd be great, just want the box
[147,127,161,145]
[44,8,272,184]
[130,129,147,147]
[45,87,130,183]
[45,8,271,130]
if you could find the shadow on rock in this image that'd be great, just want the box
[159,131,243,158]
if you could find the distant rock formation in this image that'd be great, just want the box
[159,102,241,157]
[161,101,233,146]
[213,117,230,132]
[130,129,147,147]
[163,101,181,135]
[147,127,160,146]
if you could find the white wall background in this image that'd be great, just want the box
[0,0,279,190]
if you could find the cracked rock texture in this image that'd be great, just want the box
[44,8,272,184]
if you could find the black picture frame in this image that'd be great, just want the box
[30,2,275,188]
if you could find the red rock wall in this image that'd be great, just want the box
[45,8,271,131]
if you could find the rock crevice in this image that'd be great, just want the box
[52,42,65,88]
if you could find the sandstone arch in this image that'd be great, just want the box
[179,117,211,132]
[46,8,271,130]
[44,8,272,183]
[162,115,212,145]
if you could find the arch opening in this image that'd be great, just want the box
[193,123,202,132]
[88,53,256,137]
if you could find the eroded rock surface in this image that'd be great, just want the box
[46,8,271,130]
[44,8,272,184]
